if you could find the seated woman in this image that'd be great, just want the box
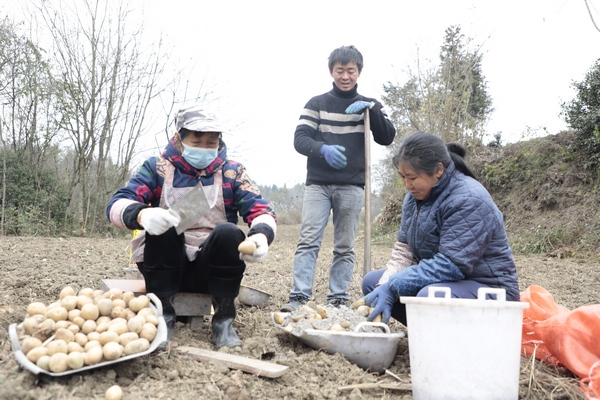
[361,132,519,325]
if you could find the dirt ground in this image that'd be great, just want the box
[1,224,598,400]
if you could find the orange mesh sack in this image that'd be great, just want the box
[520,285,569,365]
[536,305,600,399]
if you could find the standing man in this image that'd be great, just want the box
[281,45,396,311]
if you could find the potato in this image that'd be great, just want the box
[99,331,120,346]
[21,317,40,335]
[67,341,84,353]
[54,320,70,331]
[26,346,49,363]
[128,295,150,313]
[122,291,135,307]
[93,289,105,298]
[74,332,88,347]
[238,239,257,255]
[126,316,145,334]
[21,337,43,355]
[80,303,99,321]
[97,316,112,325]
[67,351,85,369]
[36,355,51,370]
[144,314,159,326]
[102,341,123,361]
[110,306,128,320]
[76,295,93,309]
[72,316,85,328]
[46,301,62,310]
[39,318,55,331]
[84,345,103,365]
[124,309,136,320]
[340,320,351,329]
[118,332,139,347]
[330,324,344,331]
[81,319,97,334]
[136,308,154,319]
[84,340,101,351]
[96,298,114,316]
[112,299,126,309]
[78,287,95,298]
[105,384,123,400]
[123,338,150,355]
[60,295,78,311]
[87,331,101,342]
[55,328,75,343]
[105,288,123,300]
[27,302,47,316]
[273,312,285,325]
[46,307,68,322]
[316,305,328,319]
[68,309,81,321]
[48,352,69,373]
[139,323,157,342]
[67,324,80,335]
[59,286,76,300]
[96,322,110,334]
[108,322,128,336]
[351,298,366,309]
[47,339,69,356]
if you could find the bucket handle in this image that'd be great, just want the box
[355,321,391,334]
[427,287,451,298]
[477,287,506,302]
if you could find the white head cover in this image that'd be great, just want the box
[174,104,228,133]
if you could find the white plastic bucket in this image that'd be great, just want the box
[401,287,529,400]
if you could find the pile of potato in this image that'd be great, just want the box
[17,286,160,373]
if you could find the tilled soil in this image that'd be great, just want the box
[0,224,597,399]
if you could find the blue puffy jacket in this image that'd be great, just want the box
[388,162,520,301]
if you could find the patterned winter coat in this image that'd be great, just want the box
[388,162,520,301]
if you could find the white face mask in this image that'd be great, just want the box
[182,143,218,169]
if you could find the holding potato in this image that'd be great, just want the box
[106,104,277,348]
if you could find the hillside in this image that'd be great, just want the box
[471,131,600,258]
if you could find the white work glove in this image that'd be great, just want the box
[138,208,181,236]
[239,234,269,263]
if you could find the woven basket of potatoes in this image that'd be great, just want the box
[9,286,167,376]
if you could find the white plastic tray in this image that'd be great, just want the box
[272,312,404,372]
[9,293,167,376]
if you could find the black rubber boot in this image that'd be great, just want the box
[160,295,176,342]
[211,296,243,348]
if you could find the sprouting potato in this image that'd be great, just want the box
[60,286,76,300]
[27,302,47,316]
[84,345,103,365]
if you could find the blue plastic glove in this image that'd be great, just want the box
[363,282,396,323]
[320,144,347,169]
[345,100,374,114]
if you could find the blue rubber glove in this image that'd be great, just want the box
[345,100,374,114]
[320,144,347,169]
[363,282,396,323]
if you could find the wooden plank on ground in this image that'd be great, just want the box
[177,346,289,378]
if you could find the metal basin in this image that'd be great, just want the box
[237,285,272,306]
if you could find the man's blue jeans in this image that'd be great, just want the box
[289,184,364,302]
